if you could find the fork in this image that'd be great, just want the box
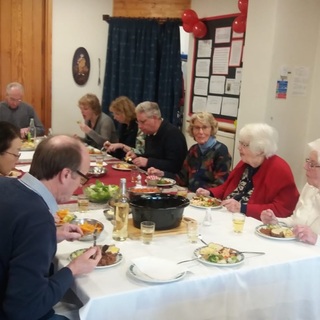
[92,229,98,259]
[198,234,209,246]
[177,254,202,264]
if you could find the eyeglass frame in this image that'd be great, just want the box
[75,169,90,185]
[238,141,250,148]
[4,151,21,159]
[305,158,320,169]
[192,125,211,132]
[7,96,22,103]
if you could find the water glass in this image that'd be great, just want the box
[140,221,155,244]
[187,220,198,243]
[232,213,246,233]
[77,194,89,212]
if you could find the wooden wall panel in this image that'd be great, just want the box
[0,0,51,133]
[113,0,191,18]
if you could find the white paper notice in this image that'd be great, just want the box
[196,59,210,77]
[194,78,209,96]
[209,75,225,94]
[215,27,231,44]
[292,66,310,96]
[192,96,207,112]
[235,68,242,81]
[207,95,222,114]
[221,97,239,117]
[212,47,230,75]
[229,39,243,67]
[225,79,241,95]
[197,39,212,58]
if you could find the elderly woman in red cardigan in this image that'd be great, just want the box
[196,123,299,220]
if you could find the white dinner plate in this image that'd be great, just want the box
[255,225,296,241]
[112,163,136,171]
[189,196,222,210]
[128,263,187,284]
[155,178,176,187]
[194,246,245,267]
[69,249,123,269]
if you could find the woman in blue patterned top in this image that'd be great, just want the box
[148,112,231,192]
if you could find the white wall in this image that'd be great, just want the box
[52,0,113,136]
[189,0,320,190]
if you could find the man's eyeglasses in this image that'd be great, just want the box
[305,158,320,169]
[4,151,21,159]
[76,170,90,185]
[7,96,22,103]
[136,119,149,125]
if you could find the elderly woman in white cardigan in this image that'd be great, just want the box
[261,138,320,245]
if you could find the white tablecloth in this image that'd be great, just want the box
[56,206,320,320]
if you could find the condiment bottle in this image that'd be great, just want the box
[28,118,36,141]
[112,178,129,241]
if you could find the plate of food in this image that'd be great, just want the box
[189,195,222,209]
[194,243,245,267]
[145,177,176,187]
[87,166,107,178]
[20,140,36,151]
[255,224,295,240]
[69,244,122,268]
[112,163,136,171]
[128,257,187,283]
[55,209,77,225]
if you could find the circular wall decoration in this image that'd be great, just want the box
[72,47,90,85]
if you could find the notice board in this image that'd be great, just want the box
[189,13,245,123]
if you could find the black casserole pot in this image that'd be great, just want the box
[130,193,190,230]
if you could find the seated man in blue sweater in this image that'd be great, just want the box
[0,135,102,320]
[126,101,187,173]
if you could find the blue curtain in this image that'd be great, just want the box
[102,18,182,125]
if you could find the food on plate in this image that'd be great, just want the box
[21,140,35,149]
[199,243,242,264]
[146,175,160,186]
[157,178,173,185]
[56,209,76,224]
[113,163,136,170]
[190,195,221,207]
[84,181,119,202]
[258,224,294,238]
[70,244,120,267]
[79,221,103,235]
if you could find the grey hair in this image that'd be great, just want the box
[6,82,24,94]
[135,101,161,119]
[239,123,278,158]
[308,138,320,163]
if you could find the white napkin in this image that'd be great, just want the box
[132,256,186,280]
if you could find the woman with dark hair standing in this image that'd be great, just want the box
[0,121,22,176]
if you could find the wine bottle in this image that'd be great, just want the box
[28,118,36,141]
[112,178,129,241]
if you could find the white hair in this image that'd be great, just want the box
[239,123,278,158]
[308,138,320,163]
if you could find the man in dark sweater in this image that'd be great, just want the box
[0,136,101,320]
[127,101,187,173]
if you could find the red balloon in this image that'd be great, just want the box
[193,21,207,39]
[183,23,193,33]
[232,14,247,33]
[238,0,248,15]
[182,9,198,26]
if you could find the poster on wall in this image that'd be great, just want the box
[189,14,245,122]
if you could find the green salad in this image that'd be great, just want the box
[84,180,119,203]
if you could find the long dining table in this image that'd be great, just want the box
[18,149,320,319]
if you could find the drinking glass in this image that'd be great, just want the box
[140,221,155,244]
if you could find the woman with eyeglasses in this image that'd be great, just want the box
[148,112,231,192]
[261,138,320,245]
[196,123,299,220]
[0,121,22,176]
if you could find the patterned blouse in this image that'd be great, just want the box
[166,141,231,192]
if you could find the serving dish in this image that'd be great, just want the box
[130,193,190,230]
[112,163,136,171]
[71,218,104,241]
[87,166,107,178]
